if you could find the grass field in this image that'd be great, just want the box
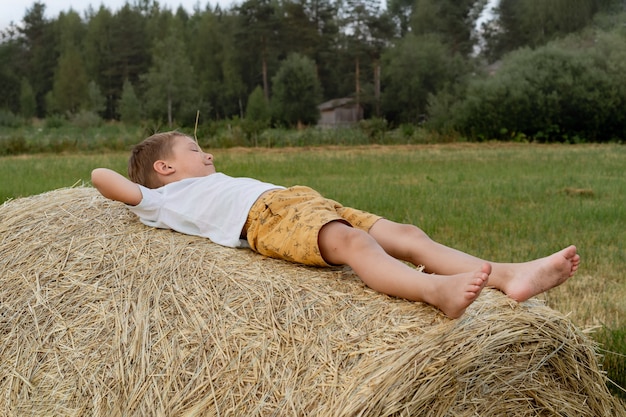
[1,142,625,395]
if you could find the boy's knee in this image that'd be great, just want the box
[319,221,375,262]
[403,223,430,240]
[382,221,430,241]
[321,220,365,245]
[339,225,372,248]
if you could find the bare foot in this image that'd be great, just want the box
[429,263,491,319]
[500,245,580,302]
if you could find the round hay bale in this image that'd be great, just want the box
[1,187,624,417]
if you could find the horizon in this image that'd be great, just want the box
[1,0,235,31]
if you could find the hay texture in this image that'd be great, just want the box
[1,187,624,417]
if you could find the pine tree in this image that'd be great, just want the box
[142,28,198,127]
[51,46,88,114]
[118,79,142,124]
[19,79,36,119]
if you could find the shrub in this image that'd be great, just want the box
[0,135,28,155]
[45,115,66,129]
[71,110,102,128]
[358,117,389,143]
[0,110,23,128]
[271,54,322,127]
[449,35,626,142]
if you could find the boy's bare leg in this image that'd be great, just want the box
[318,221,490,318]
[367,219,580,301]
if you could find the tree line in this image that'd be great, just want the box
[0,0,625,142]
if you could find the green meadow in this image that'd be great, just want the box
[1,143,625,396]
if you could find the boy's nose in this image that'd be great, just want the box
[205,153,213,161]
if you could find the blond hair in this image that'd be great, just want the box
[128,131,190,188]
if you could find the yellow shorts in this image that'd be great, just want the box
[244,186,381,266]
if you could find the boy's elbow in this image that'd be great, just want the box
[91,168,117,198]
[91,168,107,190]
[90,168,141,205]
[91,169,101,186]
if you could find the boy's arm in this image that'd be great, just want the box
[91,168,143,206]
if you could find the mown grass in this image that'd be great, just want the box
[1,143,625,397]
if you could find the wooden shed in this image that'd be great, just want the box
[317,97,363,127]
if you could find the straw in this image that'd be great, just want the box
[1,187,624,416]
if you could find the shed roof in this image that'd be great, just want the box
[318,98,356,111]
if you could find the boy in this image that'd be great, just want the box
[91,131,580,319]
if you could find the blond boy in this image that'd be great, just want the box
[92,131,580,318]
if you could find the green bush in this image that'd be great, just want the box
[0,135,28,155]
[45,115,66,129]
[0,110,24,128]
[447,33,626,143]
[271,53,322,127]
[71,110,103,128]
[203,118,251,148]
[358,117,389,143]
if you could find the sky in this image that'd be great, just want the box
[1,0,235,30]
[1,0,499,35]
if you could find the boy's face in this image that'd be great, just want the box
[164,135,216,180]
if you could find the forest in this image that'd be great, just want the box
[0,0,625,143]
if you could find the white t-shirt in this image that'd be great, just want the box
[128,173,284,248]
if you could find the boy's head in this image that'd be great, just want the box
[128,131,215,188]
[128,131,185,188]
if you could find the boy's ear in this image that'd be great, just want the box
[153,160,174,175]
